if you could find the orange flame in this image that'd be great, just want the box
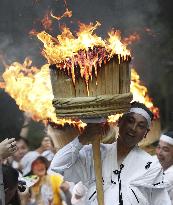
[41,11,53,32]
[36,21,131,93]
[0,17,158,126]
[1,58,86,128]
[123,33,140,45]
[50,8,72,21]
[131,68,159,119]
[0,59,159,126]
[108,68,159,123]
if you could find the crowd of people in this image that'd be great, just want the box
[0,101,173,205]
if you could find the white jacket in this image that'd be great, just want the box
[50,138,171,205]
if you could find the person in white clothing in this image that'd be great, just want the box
[71,181,87,205]
[156,131,173,204]
[50,101,171,205]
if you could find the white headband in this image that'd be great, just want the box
[129,107,151,127]
[160,134,173,146]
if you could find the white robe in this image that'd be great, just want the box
[164,165,173,204]
[50,138,171,205]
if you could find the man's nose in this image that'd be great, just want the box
[130,123,137,132]
[157,148,162,156]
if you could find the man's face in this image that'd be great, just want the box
[118,112,148,147]
[156,140,173,170]
[41,137,53,151]
[13,140,29,161]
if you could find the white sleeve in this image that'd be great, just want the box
[151,188,172,205]
[50,137,83,173]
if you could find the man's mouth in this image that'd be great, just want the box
[127,133,135,138]
[157,156,164,162]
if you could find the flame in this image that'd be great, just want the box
[50,8,72,21]
[0,20,133,127]
[0,59,159,126]
[41,11,53,32]
[130,68,159,119]
[108,68,159,123]
[36,22,131,93]
[0,17,157,126]
[123,33,140,45]
[1,58,86,128]
[107,114,122,123]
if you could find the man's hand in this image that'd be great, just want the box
[79,123,105,145]
[60,181,70,192]
[0,138,17,160]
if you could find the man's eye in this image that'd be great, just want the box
[163,148,169,152]
[138,124,146,129]
[127,117,134,123]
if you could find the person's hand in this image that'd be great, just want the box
[0,138,17,160]
[78,123,105,145]
[60,181,70,192]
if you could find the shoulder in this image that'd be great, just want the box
[80,142,115,152]
[79,143,115,162]
[133,147,162,170]
[129,149,164,189]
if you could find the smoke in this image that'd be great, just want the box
[0,0,169,79]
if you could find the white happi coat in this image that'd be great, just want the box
[50,138,171,205]
[164,165,173,204]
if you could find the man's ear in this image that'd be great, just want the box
[144,129,150,138]
[117,116,122,128]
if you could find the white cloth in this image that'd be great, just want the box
[160,135,173,146]
[21,150,55,176]
[42,150,55,161]
[50,137,171,205]
[20,151,40,176]
[164,165,173,204]
[71,181,87,205]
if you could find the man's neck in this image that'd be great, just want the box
[163,163,173,172]
[117,138,134,166]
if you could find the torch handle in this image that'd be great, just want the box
[91,136,104,205]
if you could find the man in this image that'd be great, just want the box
[11,137,29,169]
[50,102,171,205]
[156,131,173,204]
[0,138,17,205]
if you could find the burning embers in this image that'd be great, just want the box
[37,22,131,90]
[0,18,158,126]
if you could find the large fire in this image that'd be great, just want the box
[130,68,159,119]
[1,57,159,126]
[36,21,130,90]
[1,58,86,128]
[0,18,158,127]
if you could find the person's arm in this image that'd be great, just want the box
[50,137,83,174]
[60,181,72,205]
[50,123,106,183]
[50,123,104,172]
